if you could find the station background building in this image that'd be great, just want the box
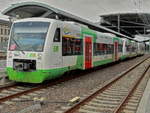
[0,19,10,42]
[0,19,10,52]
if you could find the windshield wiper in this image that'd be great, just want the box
[11,37,25,54]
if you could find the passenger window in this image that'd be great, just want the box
[93,43,114,56]
[62,37,83,56]
[53,28,60,42]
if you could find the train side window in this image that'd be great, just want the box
[93,43,114,56]
[62,37,82,56]
[53,28,60,42]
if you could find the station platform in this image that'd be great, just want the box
[0,66,8,85]
[136,76,150,113]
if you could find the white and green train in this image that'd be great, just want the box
[6,18,145,83]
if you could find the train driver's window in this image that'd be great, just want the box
[53,28,60,42]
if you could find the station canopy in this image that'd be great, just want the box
[2,1,135,41]
[100,13,150,41]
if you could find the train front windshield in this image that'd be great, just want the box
[9,22,50,52]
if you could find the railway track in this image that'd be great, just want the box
[0,56,149,113]
[0,67,97,106]
[61,57,150,113]
[0,83,41,104]
[0,81,65,105]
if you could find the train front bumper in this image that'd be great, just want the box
[6,67,67,83]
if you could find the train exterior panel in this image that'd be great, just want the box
[137,42,145,55]
[122,38,129,60]
[6,18,143,83]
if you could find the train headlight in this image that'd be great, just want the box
[38,53,42,60]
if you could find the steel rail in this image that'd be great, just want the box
[63,56,150,113]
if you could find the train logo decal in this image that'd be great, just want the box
[27,53,37,58]
[53,46,59,52]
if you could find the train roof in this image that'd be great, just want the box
[12,17,56,23]
[101,33,116,37]
[2,1,136,41]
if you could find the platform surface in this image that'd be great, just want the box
[136,77,150,113]
[0,60,6,74]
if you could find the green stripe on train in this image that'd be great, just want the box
[120,55,127,60]
[93,58,113,67]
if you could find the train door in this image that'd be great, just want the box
[84,36,92,69]
[114,41,118,61]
